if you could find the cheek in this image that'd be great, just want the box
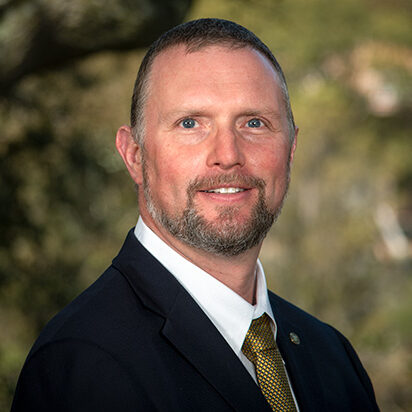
[251,143,290,176]
[147,151,193,205]
[155,144,206,180]
[254,147,291,199]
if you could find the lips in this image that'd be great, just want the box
[186,173,266,199]
[200,187,247,194]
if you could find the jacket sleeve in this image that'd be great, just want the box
[331,326,380,411]
[11,338,154,412]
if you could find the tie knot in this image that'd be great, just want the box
[242,313,275,362]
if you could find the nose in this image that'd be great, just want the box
[206,126,246,170]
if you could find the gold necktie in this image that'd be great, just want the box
[242,314,297,411]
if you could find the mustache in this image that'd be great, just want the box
[187,173,266,195]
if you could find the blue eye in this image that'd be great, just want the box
[247,118,262,128]
[181,118,196,129]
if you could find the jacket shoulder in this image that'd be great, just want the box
[28,264,141,357]
[268,290,379,410]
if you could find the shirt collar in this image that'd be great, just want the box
[134,217,276,357]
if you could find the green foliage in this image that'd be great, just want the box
[1,0,411,410]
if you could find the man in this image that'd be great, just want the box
[12,19,379,411]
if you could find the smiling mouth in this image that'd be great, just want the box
[188,174,264,198]
[199,187,248,194]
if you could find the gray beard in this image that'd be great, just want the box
[142,163,288,257]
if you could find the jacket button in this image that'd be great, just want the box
[289,332,301,345]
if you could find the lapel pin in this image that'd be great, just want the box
[289,332,300,345]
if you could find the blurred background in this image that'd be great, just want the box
[1,0,411,410]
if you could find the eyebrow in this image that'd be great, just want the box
[162,108,210,117]
[161,108,282,121]
[159,110,209,123]
[239,110,282,119]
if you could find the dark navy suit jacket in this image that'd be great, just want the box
[12,229,379,411]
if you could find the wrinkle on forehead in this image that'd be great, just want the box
[149,45,283,104]
[149,44,281,92]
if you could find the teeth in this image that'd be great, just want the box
[205,187,245,194]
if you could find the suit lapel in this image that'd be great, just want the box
[269,293,328,411]
[113,231,272,412]
[162,288,272,412]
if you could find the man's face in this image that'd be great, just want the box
[138,45,296,256]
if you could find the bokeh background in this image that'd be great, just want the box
[1,0,411,410]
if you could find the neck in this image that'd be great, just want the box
[140,212,261,304]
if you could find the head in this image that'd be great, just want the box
[130,18,296,147]
[117,18,298,257]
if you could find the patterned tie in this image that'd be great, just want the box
[242,314,297,411]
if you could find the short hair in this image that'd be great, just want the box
[130,18,295,146]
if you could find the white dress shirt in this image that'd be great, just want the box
[134,217,299,408]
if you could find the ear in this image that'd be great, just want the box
[289,126,298,164]
[116,125,143,185]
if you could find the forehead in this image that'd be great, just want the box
[143,45,285,123]
[148,44,281,94]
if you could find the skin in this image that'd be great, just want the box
[116,45,298,303]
